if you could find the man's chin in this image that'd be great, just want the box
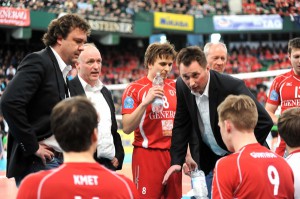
[160,71,168,79]
[191,88,198,93]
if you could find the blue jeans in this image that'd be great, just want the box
[205,170,213,199]
[15,156,63,187]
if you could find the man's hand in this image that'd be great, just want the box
[142,86,164,106]
[111,157,119,168]
[34,144,54,165]
[184,156,198,176]
[162,165,181,185]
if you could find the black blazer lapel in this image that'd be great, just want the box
[46,47,65,100]
[69,76,86,96]
[208,71,219,134]
[101,87,118,132]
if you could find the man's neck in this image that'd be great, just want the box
[63,151,96,163]
[233,132,258,152]
[286,146,300,155]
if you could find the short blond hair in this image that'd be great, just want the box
[217,95,258,131]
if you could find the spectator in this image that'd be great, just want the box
[256,84,267,106]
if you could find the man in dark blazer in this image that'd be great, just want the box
[0,14,91,186]
[163,46,273,197]
[69,43,124,171]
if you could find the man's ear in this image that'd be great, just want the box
[75,61,79,70]
[57,35,63,46]
[224,120,231,133]
[91,128,98,143]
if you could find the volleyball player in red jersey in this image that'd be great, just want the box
[212,95,294,199]
[122,42,182,199]
[17,97,138,199]
[266,37,300,156]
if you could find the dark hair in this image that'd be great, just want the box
[42,14,91,46]
[288,37,300,55]
[176,46,207,69]
[144,42,176,69]
[278,107,300,148]
[51,96,98,152]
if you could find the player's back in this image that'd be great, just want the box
[17,163,138,199]
[213,143,294,199]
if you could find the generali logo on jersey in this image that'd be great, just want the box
[149,111,176,120]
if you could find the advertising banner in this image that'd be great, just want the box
[213,15,283,31]
[154,12,194,31]
[0,7,30,26]
[87,15,133,33]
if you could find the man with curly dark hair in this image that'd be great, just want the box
[1,13,91,186]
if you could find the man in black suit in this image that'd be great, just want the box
[163,46,273,197]
[69,43,124,171]
[0,14,91,186]
[185,41,228,170]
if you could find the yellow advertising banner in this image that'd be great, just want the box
[154,12,194,31]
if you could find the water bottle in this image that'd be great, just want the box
[152,72,164,113]
[191,169,208,199]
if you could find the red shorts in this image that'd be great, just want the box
[132,147,182,199]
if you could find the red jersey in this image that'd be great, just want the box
[122,77,176,149]
[17,163,139,199]
[267,69,300,156]
[212,143,294,199]
[267,69,300,113]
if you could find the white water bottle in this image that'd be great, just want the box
[191,169,208,199]
[152,72,164,113]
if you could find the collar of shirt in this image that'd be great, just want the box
[49,46,72,80]
[191,71,211,98]
[78,75,103,92]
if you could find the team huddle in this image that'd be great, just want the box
[1,14,299,199]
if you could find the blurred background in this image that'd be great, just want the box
[0,0,299,198]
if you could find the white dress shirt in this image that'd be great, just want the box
[192,73,228,156]
[39,47,72,153]
[78,76,115,160]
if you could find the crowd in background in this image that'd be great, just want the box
[0,0,299,18]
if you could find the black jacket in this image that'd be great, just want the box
[1,47,67,178]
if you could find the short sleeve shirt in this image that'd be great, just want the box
[122,77,176,149]
[267,69,300,113]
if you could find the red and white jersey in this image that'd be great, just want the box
[17,163,139,199]
[122,76,176,149]
[212,143,294,199]
[286,150,300,199]
[267,69,300,113]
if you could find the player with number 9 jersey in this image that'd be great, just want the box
[213,95,294,199]
[212,143,294,199]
